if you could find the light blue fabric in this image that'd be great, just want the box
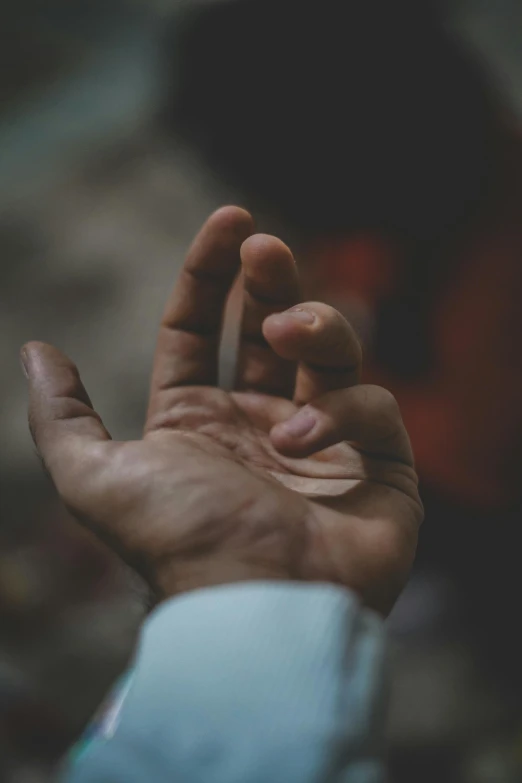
[61,582,387,783]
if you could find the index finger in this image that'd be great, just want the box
[147,207,254,423]
[236,234,301,397]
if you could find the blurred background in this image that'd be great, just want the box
[1,1,521,781]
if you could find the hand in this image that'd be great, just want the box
[22,207,422,615]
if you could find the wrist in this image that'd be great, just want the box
[152,557,292,600]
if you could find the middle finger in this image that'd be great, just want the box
[235,234,301,397]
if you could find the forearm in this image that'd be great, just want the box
[61,583,387,783]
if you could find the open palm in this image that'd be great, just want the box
[24,208,422,614]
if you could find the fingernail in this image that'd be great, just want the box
[283,410,316,438]
[20,349,29,379]
[286,308,315,325]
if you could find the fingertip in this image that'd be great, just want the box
[240,235,298,289]
[241,233,292,259]
[22,340,45,357]
[270,409,319,456]
[20,349,29,380]
[20,341,51,377]
[269,432,314,459]
[269,425,297,457]
[23,340,61,357]
[264,308,315,331]
[22,342,76,376]
[262,308,317,359]
[210,205,255,235]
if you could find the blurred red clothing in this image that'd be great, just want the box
[316,133,522,511]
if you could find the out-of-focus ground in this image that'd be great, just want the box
[1,2,521,781]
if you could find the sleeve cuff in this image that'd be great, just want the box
[62,582,387,783]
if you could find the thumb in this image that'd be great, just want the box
[22,342,111,511]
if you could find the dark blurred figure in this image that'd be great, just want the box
[163,0,522,721]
